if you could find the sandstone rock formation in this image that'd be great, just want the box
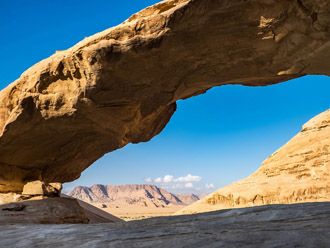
[22,180,62,196]
[1,0,330,192]
[0,202,329,247]
[177,109,330,215]
[0,197,122,224]
[69,184,199,206]
[69,184,199,220]
[175,193,200,205]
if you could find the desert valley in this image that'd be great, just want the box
[68,184,199,220]
[0,0,330,247]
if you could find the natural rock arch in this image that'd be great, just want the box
[1,0,330,192]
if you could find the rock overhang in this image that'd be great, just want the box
[0,0,330,192]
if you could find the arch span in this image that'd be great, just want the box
[0,0,330,192]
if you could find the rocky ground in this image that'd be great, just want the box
[1,202,329,248]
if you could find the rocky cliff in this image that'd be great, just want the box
[1,0,330,192]
[69,184,199,207]
[178,109,330,215]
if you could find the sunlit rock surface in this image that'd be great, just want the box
[68,184,199,206]
[1,0,330,192]
[178,109,330,215]
[0,196,122,224]
[0,202,329,247]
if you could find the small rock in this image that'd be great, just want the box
[22,181,62,197]
[49,183,62,192]
[2,204,25,211]
[46,183,62,197]
[22,181,46,196]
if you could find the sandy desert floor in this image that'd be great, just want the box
[96,205,184,221]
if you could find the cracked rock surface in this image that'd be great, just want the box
[1,0,330,192]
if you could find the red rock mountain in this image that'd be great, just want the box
[68,184,199,208]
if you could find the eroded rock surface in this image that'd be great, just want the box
[178,109,330,215]
[1,0,330,192]
[0,202,329,247]
[0,197,122,224]
[22,180,62,196]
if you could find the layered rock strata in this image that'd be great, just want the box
[68,184,199,206]
[0,197,122,224]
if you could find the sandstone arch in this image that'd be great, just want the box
[1,0,330,192]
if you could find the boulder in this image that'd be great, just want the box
[22,181,46,196]
[22,181,62,196]
[47,182,63,196]
[0,197,122,224]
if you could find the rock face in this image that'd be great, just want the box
[175,193,200,205]
[22,180,62,196]
[0,197,122,224]
[69,184,199,207]
[1,0,330,192]
[69,184,200,220]
[177,109,330,215]
[0,202,329,247]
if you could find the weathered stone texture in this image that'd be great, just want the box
[1,0,330,192]
[0,202,329,247]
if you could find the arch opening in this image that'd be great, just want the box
[64,75,330,202]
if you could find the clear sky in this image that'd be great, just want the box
[1,1,329,194]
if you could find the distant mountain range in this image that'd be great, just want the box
[68,184,199,208]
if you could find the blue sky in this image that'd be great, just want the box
[1,1,329,194]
